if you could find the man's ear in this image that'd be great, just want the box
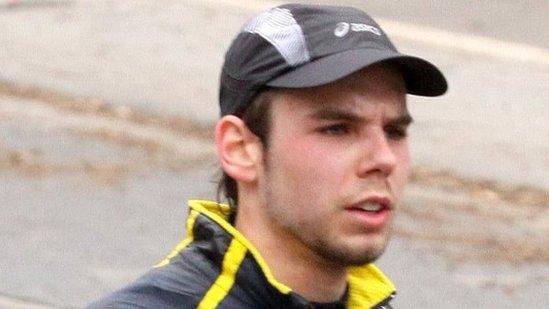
[215,115,264,183]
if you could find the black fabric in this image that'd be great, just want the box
[192,214,233,268]
[220,251,294,308]
[219,32,288,116]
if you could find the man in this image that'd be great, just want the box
[90,3,447,308]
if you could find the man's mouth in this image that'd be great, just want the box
[356,202,385,212]
[347,196,392,212]
[345,197,393,228]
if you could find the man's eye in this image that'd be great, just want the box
[320,124,349,135]
[385,126,407,140]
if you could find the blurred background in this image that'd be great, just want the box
[0,0,547,308]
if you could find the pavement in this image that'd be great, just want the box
[0,0,548,308]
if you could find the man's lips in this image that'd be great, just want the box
[345,196,393,228]
[346,196,392,212]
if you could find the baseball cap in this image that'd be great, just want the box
[219,3,448,116]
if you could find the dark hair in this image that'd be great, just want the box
[216,89,275,222]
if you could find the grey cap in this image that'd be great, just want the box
[219,3,448,116]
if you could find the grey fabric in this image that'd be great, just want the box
[219,3,448,116]
[244,7,310,66]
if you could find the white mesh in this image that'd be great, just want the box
[243,7,310,66]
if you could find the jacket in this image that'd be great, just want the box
[89,200,396,308]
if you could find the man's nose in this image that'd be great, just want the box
[356,130,397,178]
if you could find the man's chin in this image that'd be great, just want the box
[345,248,386,266]
[343,245,387,266]
[314,238,390,266]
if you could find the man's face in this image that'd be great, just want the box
[257,64,410,266]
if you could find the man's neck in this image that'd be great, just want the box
[234,203,348,303]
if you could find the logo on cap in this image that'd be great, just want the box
[334,22,350,37]
[350,23,382,36]
[334,22,382,38]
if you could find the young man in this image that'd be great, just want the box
[90,4,447,308]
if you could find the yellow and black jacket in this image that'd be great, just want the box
[89,200,396,308]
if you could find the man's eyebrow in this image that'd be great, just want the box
[308,108,414,125]
[386,114,414,126]
[308,108,366,122]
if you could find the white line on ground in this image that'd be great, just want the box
[0,295,57,309]
[0,96,215,157]
[197,0,549,66]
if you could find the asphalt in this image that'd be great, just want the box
[0,0,548,308]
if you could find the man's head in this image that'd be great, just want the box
[215,4,446,266]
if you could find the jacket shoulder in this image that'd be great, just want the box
[88,247,219,308]
[88,282,201,309]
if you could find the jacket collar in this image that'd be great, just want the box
[188,199,396,308]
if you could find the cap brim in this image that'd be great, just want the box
[266,48,448,96]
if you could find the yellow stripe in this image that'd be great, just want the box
[346,264,396,308]
[197,239,248,309]
[153,210,200,268]
[189,200,293,294]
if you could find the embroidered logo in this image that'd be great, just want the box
[334,22,382,37]
[334,22,350,37]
